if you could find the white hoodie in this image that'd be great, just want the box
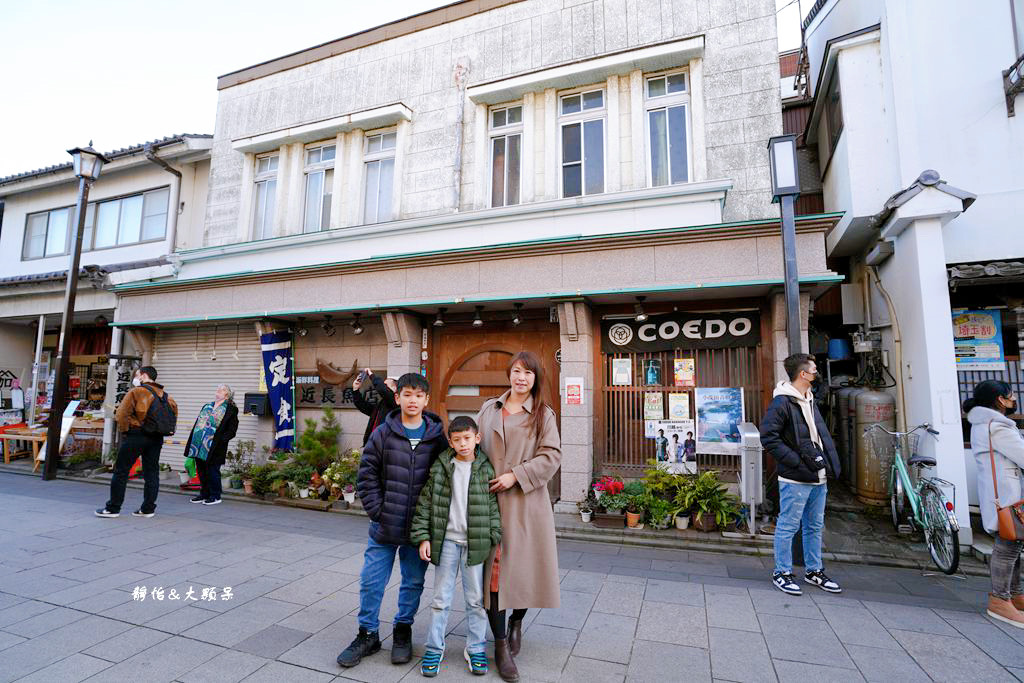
[968,406,1024,535]
[774,381,826,485]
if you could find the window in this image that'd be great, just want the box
[363,131,396,224]
[490,105,522,207]
[253,154,279,239]
[303,143,335,233]
[645,72,690,186]
[824,71,843,153]
[22,187,169,260]
[559,89,605,198]
[1013,0,1024,58]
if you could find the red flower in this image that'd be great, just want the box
[595,476,623,495]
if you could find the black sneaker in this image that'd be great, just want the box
[202,498,222,506]
[337,627,381,668]
[391,621,413,664]
[94,508,119,518]
[132,509,155,518]
[190,495,205,503]
[772,572,802,595]
[805,570,842,593]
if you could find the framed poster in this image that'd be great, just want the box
[696,387,745,455]
[611,358,632,386]
[668,393,690,419]
[643,392,664,420]
[655,419,697,474]
[953,310,1005,372]
[673,358,695,387]
[642,359,662,386]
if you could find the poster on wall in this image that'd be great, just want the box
[260,330,295,450]
[952,310,1005,372]
[696,387,745,455]
[565,377,584,405]
[668,393,690,419]
[642,359,662,386]
[611,359,632,386]
[643,392,663,420]
[652,419,696,473]
[673,358,695,387]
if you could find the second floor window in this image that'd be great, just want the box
[560,89,605,198]
[254,154,279,239]
[646,72,690,186]
[303,143,335,233]
[490,105,522,207]
[23,207,70,259]
[363,132,396,224]
[824,71,843,153]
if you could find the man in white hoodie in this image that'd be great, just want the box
[760,354,842,596]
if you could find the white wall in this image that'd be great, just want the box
[0,322,35,384]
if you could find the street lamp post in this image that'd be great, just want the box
[767,134,803,356]
[43,145,108,481]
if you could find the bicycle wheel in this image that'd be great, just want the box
[890,468,908,529]
[921,484,960,575]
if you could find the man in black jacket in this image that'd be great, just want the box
[760,353,842,596]
[352,369,398,445]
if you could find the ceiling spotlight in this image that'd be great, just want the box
[351,312,364,336]
[472,306,484,328]
[433,307,447,328]
[296,317,308,337]
[634,296,648,323]
[512,303,523,326]
[321,315,336,337]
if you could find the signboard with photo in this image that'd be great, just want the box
[652,419,696,473]
[952,309,1005,371]
[695,387,745,455]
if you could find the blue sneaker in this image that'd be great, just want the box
[464,648,488,676]
[421,650,442,677]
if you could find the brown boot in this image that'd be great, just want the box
[494,638,519,682]
[987,595,1024,629]
[508,616,523,656]
[1012,594,1024,612]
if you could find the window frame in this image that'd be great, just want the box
[488,103,524,208]
[362,129,397,225]
[823,70,844,156]
[302,142,336,233]
[643,69,692,188]
[1013,0,1024,58]
[558,86,607,199]
[22,206,71,260]
[253,153,279,240]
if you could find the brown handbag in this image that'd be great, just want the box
[989,420,1024,541]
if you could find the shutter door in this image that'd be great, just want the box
[152,326,264,471]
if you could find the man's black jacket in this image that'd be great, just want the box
[759,393,840,483]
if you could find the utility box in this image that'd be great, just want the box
[737,422,764,535]
[243,393,269,416]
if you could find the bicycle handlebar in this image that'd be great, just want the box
[862,422,940,438]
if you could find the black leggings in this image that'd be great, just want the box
[488,592,527,639]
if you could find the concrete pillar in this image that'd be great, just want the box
[554,301,594,512]
[102,326,124,456]
[770,291,810,383]
[382,312,423,378]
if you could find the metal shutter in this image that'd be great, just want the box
[152,325,264,471]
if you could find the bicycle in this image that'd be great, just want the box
[863,422,960,574]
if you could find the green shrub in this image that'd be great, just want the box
[622,480,646,497]
[293,407,342,472]
[249,464,280,495]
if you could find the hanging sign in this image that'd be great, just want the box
[953,310,1005,372]
[602,312,760,353]
[260,331,295,450]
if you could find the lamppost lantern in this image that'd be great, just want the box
[67,144,109,181]
[767,134,800,203]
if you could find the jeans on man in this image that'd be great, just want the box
[106,430,163,514]
[197,456,224,501]
[991,536,1024,600]
[773,481,827,574]
[425,539,487,656]
[358,522,428,632]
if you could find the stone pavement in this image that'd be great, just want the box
[0,473,1021,683]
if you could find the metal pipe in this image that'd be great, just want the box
[780,194,802,354]
[145,145,183,251]
[102,325,124,456]
[450,59,470,213]
[28,314,45,424]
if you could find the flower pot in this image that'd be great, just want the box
[230,478,243,490]
[580,510,592,523]
[626,510,642,528]
[693,513,718,533]
[299,488,309,499]
[674,514,691,530]
[243,480,254,495]
[343,491,356,504]
[605,507,622,516]
[178,471,191,485]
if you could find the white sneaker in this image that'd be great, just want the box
[804,570,842,593]
[94,508,118,518]
[772,572,802,595]
[132,509,155,518]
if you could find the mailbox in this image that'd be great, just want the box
[243,393,269,416]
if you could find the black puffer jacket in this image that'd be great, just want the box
[356,408,447,546]
[182,401,239,467]
[760,394,840,483]
[353,375,398,446]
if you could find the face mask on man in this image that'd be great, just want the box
[132,377,142,387]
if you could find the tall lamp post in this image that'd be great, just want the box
[43,145,108,481]
[767,134,803,355]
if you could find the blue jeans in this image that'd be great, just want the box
[357,523,428,632]
[425,540,487,656]
[773,481,827,574]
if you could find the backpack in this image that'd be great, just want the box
[141,385,176,436]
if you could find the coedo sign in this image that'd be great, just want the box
[601,311,760,353]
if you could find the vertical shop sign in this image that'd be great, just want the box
[260,330,295,450]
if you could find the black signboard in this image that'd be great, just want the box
[601,311,760,353]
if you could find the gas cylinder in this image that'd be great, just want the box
[835,388,855,487]
[855,389,897,505]
[845,388,865,491]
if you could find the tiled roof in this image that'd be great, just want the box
[0,134,212,187]
[0,258,170,286]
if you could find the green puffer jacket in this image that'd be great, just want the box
[410,447,501,567]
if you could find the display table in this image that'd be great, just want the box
[0,425,47,470]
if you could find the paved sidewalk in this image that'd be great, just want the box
[0,473,1018,682]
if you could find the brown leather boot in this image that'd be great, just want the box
[494,638,520,682]
[988,595,1024,629]
[508,616,523,656]
[1012,594,1024,612]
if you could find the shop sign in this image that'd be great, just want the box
[601,312,760,353]
[295,373,380,409]
[953,309,1005,372]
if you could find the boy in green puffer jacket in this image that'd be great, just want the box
[411,416,501,678]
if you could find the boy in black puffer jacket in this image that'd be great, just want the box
[338,373,447,670]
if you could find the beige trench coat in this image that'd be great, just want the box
[477,390,562,611]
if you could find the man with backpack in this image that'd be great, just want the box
[96,366,178,519]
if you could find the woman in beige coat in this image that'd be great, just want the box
[476,350,562,682]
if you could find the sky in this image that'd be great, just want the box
[0,0,810,178]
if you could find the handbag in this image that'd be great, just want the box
[988,420,1024,541]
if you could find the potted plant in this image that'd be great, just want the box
[342,483,357,504]
[159,462,176,481]
[178,470,192,485]
[249,463,279,498]
[670,474,695,529]
[681,471,741,533]
[642,460,682,501]
[625,494,645,528]
[577,489,597,522]
[644,494,674,529]
[601,492,627,515]
[593,475,623,502]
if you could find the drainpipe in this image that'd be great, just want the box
[450,59,470,213]
[28,314,45,424]
[144,145,182,251]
